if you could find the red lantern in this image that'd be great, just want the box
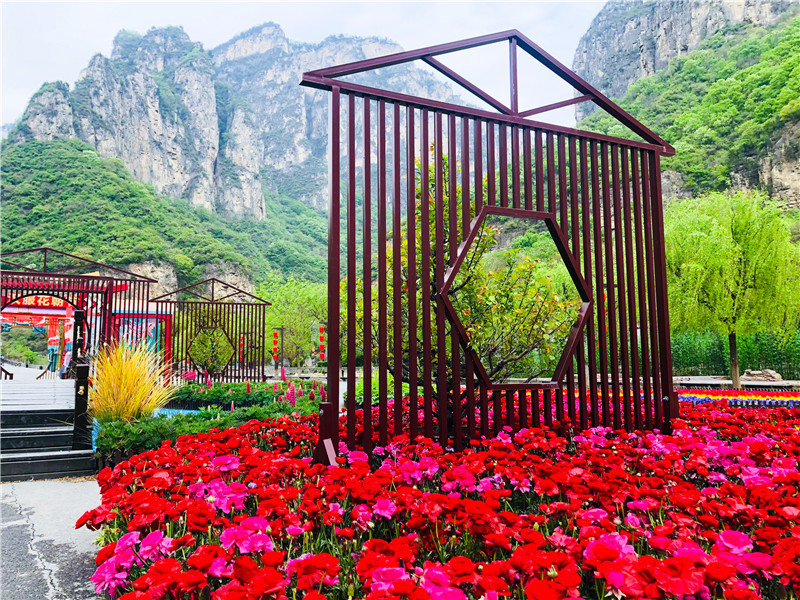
[272,354,278,361]
[319,343,325,351]
[319,352,325,360]
[273,331,278,338]
[319,326,325,333]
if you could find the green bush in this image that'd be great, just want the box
[95,399,318,456]
[169,380,320,409]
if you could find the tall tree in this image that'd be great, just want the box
[665,191,799,388]
[258,275,326,368]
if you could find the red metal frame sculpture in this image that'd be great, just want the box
[303,30,677,457]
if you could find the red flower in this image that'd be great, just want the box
[654,556,704,596]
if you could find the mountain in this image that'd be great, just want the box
[574,0,800,206]
[0,139,327,291]
[7,24,459,220]
[573,0,798,121]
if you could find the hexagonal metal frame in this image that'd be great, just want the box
[187,326,236,375]
[439,205,593,391]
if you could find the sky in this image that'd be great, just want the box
[1,1,606,126]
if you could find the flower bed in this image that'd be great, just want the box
[677,388,800,408]
[79,396,800,600]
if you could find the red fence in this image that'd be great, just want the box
[303,31,677,454]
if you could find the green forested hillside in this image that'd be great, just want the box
[0,139,327,284]
[582,13,800,194]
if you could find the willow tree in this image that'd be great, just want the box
[665,191,799,388]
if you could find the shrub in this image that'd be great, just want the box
[94,399,318,456]
[168,380,320,410]
[89,343,175,423]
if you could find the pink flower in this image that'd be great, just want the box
[371,567,409,591]
[348,450,369,463]
[372,498,396,519]
[286,525,305,536]
[211,455,240,472]
[584,533,638,564]
[420,566,467,600]
[115,531,141,554]
[715,530,753,556]
[139,531,171,562]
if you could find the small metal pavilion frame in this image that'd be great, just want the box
[150,278,272,383]
[302,30,677,455]
[1,248,156,358]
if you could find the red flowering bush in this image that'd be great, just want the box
[79,396,800,599]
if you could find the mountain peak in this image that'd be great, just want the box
[212,22,289,65]
[111,26,200,72]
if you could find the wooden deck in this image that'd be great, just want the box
[0,380,75,411]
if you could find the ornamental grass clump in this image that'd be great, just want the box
[89,342,175,423]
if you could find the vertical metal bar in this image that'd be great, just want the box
[474,119,483,212]
[649,151,676,427]
[392,103,404,436]
[421,109,434,439]
[558,136,568,234]
[556,135,568,426]
[531,387,540,427]
[511,127,521,209]
[509,38,519,114]
[461,116,471,239]
[499,124,508,207]
[546,133,556,214]
[448,114,462,450]
[465,353,475,440]
[641,152,662,427]
[480,384,489,438]
[378,100,389,446]
[601,144,621,430]
[535,131,544,211]
[612,146,632,431]
[523,130,532,211]
[435,113,448,446]
[632,150,652,429]
[621,147,642,430]
[543,388,552,428]
[407,106,418,440]
[324,86,341,454]
[505,389,515,430]
[449,114,458,255]
[487,124,496,206]
[569,137,585,428]
[347,94,357,448]
[581,140,596,429]
[519,381,528,429]
[590,141,610,427]
[362,96,373,452]
[492,389,501,434]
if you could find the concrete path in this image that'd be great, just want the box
[1,477,100,600]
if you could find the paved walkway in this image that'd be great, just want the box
[1,477,100,600]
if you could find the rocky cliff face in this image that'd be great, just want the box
[573,0,798,121]
[9,24,457,218]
